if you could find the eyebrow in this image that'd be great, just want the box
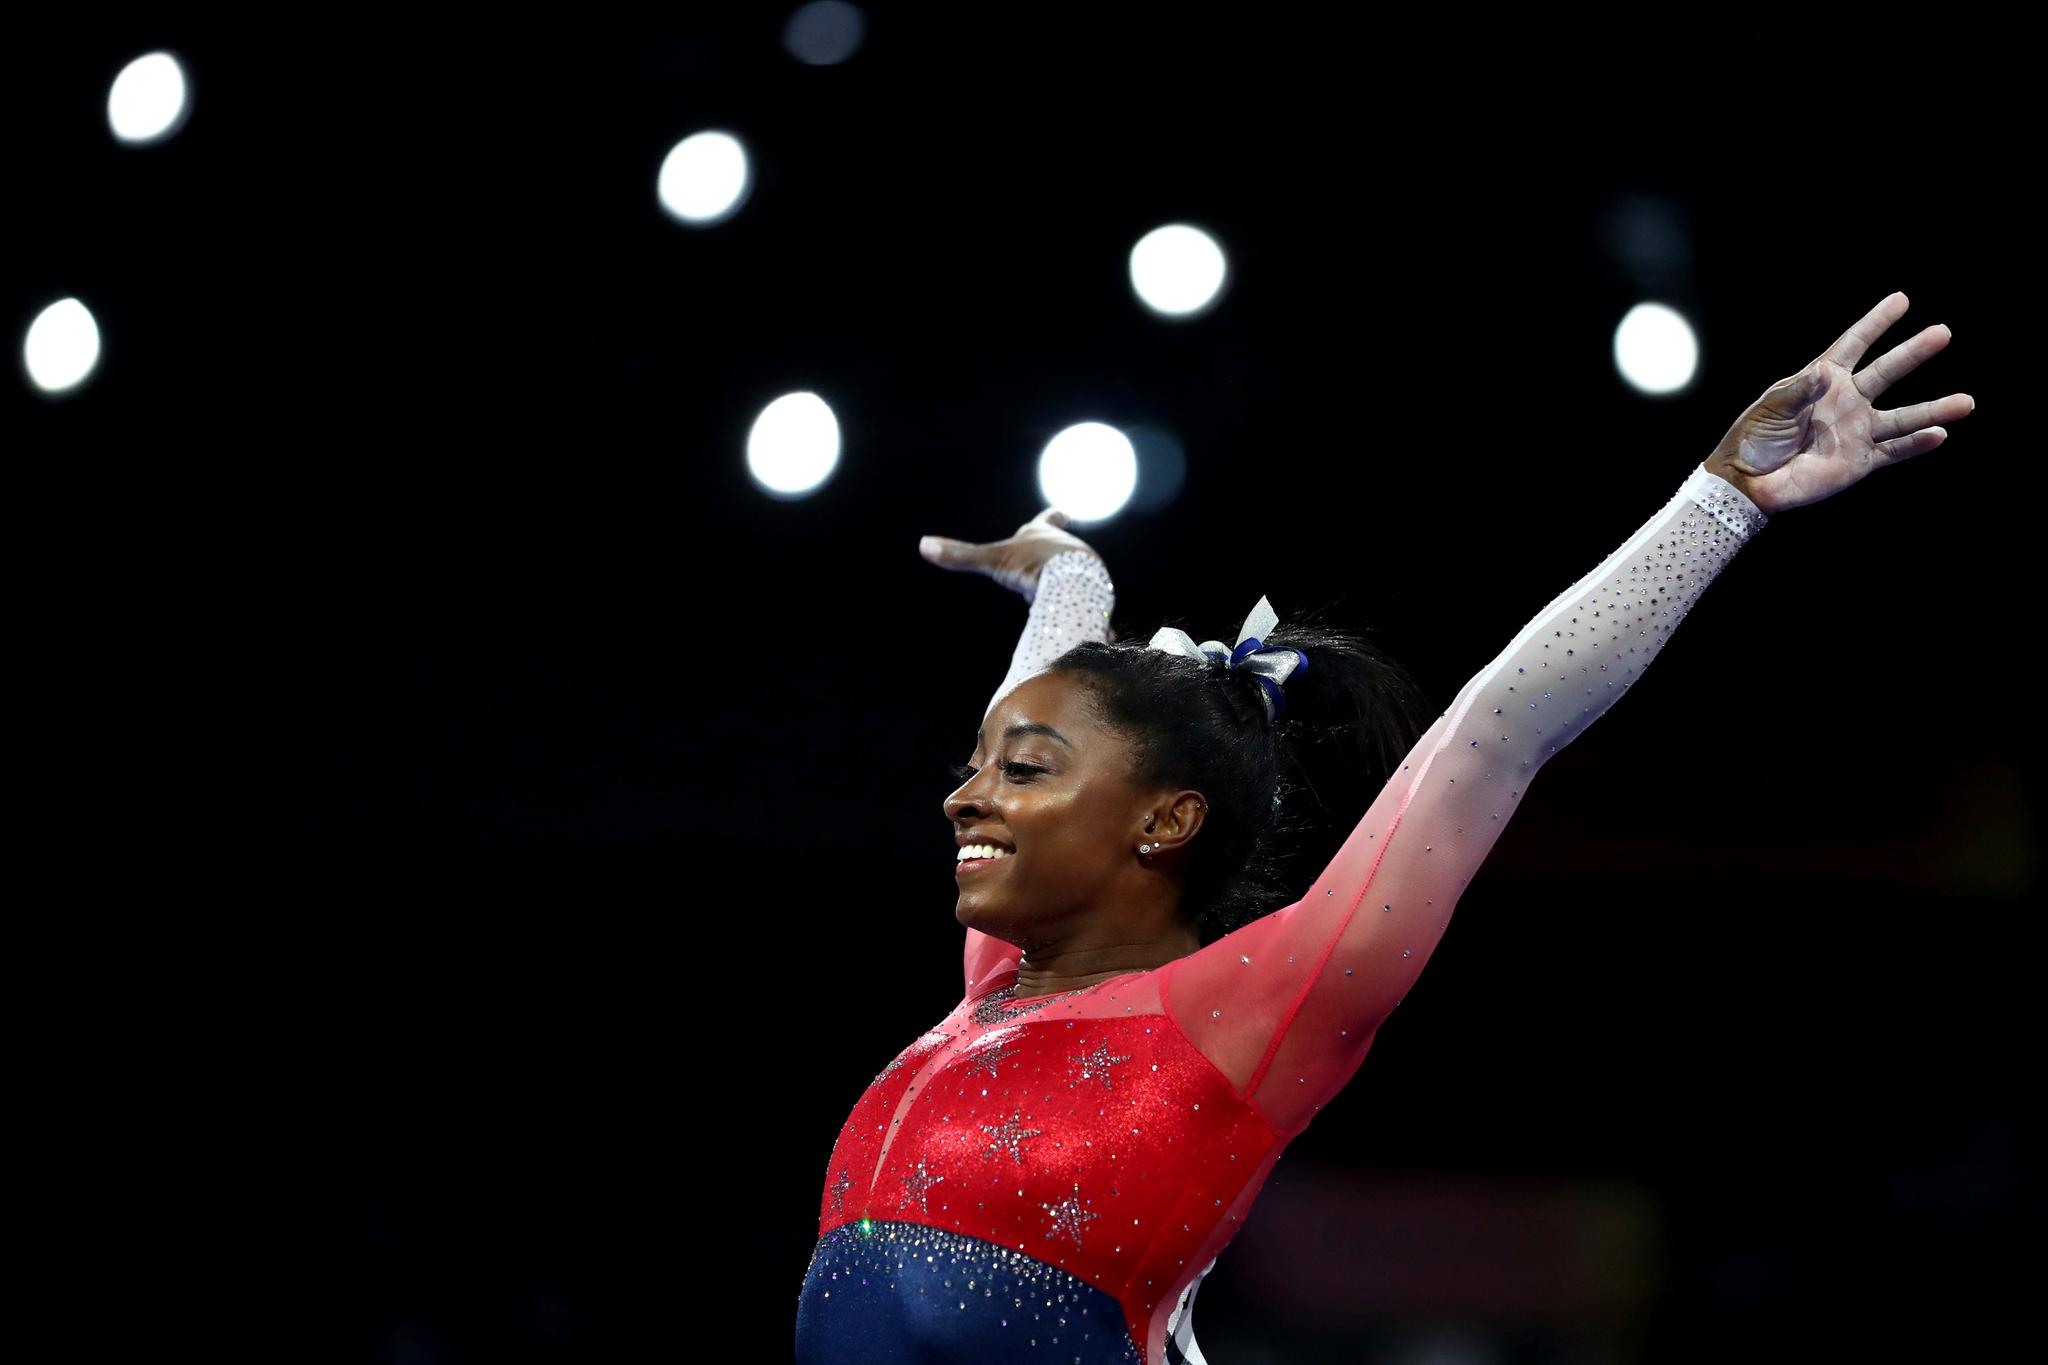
[975,721,1073,750]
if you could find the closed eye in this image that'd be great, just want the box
[949,762,1041,782]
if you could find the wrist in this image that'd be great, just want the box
[1701,456,1761,505]
[1036,548,1107,585]
[1023,548,1105,605]
[1692,458,1773,533]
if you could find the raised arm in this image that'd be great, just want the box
[980,549,1117,723]
[1158,289,1971,1137]
[919,510,1117,997]
[1159,463,1769,1133]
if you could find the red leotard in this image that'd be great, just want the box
[797,465,1769,1364]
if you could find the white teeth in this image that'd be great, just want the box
[956,844,1011,861]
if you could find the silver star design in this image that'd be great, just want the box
[897,1160,946,1213]
[978,1111,1044,1164]
[962,1033,1022,1079]
[1043,1183,1100,1249]
[972,987,1060,1027]
[1068,1039,1132,1091]
[828,1166,853,1214]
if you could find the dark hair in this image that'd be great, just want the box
[1049,604,1433,945]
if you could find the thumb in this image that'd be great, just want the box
[1770,365,1829,414]
[919,534,982,568]
[1035,506,1071,527]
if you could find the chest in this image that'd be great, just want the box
[816,1001,1278,1289]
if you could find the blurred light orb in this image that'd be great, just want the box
[23,298,103,395]
[1129,224,1229,319]
[1037,422,1138,523]
[783,1,868,65]
[748,392,841,498]
[658,131,752,226]
[107,51,191,143]
[1613,302,1699,396]
[1125,422,1188,513]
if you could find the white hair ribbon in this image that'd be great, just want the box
[1144,595,1307,723]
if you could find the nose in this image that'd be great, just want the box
[943,770,989,824]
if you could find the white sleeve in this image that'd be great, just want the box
[982,549,1117,722]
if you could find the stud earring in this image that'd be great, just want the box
[1138,843,1154,855]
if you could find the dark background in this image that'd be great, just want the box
[6,4,2036,1362]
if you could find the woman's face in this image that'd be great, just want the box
[943,670,1157,945]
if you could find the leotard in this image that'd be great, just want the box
[796,465,1769,1363]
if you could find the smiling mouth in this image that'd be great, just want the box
[955,854,1009,875]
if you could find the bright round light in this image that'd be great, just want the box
[1036,422,1138,523]
[657,131,752,226]
[1612,302,1700,396]
[747,392,841,498]
[22,298,103,395]
[107,51,191,143]
[1129,223,1229,319]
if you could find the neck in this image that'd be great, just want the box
[1010,927,1202,998]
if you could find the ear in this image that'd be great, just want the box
[1139,789,1208,855]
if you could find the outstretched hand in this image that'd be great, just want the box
[1705,291,1975,516]
[919,507,1112,633]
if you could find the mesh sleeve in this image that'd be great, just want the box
[1157,464,1770,1136]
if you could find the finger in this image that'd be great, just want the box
[1854,323,1953,403]
[1872,426,1947,469]
[918,534,989,570]
[1871,391,1976,444]
[1821,291,1911,370]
